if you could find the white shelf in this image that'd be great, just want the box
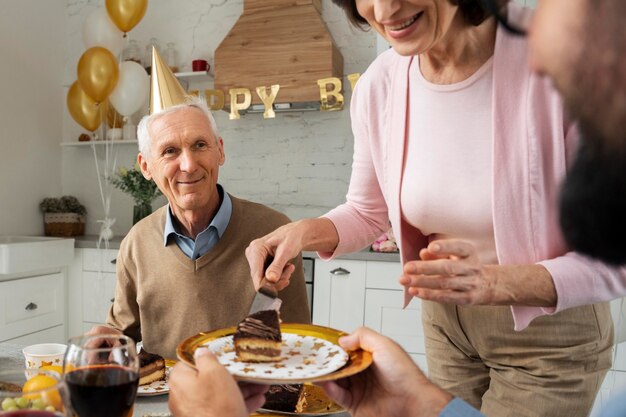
[60,139,138,147]
[175,70,212,81]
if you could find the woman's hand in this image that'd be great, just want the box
[246,218,340,291]
[246,221,307,292]
[168,349,268,417]
[317,327,452,417]
[400,239,557,307]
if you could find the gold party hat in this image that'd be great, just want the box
[150,46,188,114]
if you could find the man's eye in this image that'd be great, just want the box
[163,148,177,155]
[195,142,208,149]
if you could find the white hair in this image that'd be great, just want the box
[137,95,220,158]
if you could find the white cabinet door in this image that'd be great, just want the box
[313,259,366,333]
[364,289,425,355]
[365,261,403,290]
[82,248,118,273]
[0,273,65,342]
[82,271,116,324]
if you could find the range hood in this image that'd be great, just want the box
[214,0,344,110]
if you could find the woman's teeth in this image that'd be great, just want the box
[388,13,421,31]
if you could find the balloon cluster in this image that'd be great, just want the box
[67,0,149,132]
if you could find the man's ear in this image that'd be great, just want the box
[137,153,152,180]
[218,137,225,166]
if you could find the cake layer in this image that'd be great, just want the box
[138,348,166,386]
[139,368,165,386]
[234,309,282,362]
[139,358,165,378]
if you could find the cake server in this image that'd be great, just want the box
[249,256,282,314]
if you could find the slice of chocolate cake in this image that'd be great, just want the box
[233,309,282,362]
[138,349,166,385]
[263,384,306,412]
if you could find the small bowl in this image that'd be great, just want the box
[22,344,66,370]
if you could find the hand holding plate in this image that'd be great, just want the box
[317,327,453,417]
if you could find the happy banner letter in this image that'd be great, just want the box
[317,77,344,112]
[229,88,252,120]
[256,85,280,119]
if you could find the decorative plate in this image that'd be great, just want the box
[177,323,372,384]
[204,333,348,381]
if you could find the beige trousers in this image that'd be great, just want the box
[422,301,613,417]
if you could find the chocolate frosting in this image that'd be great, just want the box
[138,349,164,367]
[234,310,281,342]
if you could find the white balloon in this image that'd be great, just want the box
[82,8,124,57]
[109,61,150,116]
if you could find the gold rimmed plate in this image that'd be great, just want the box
[176,323,372,384]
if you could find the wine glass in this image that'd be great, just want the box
[63,334,139,417]
[0,368,69,417]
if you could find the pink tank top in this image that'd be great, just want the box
[401,57,498,264]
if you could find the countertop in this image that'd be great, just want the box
[74,235,401,262]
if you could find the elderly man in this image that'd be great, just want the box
[168,1,626,417]
[89,53,310,359]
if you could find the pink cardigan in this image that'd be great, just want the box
[322,4,626,330]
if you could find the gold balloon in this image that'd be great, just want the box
[77,46,119,104]
[106,0,148,33]
[67,81,105,132]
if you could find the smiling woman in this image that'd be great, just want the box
[333,0,507,28]
[244,1,622,416]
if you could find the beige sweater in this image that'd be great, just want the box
[107,195,311,359]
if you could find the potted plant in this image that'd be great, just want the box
[111,165,162,224]
[39,195,87,237]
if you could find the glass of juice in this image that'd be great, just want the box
[0,368,69,417]
[63,334,139,417]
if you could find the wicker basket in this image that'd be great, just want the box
[44,212,85,237]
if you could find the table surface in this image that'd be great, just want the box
[0,343,349,417]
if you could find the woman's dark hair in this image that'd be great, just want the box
[331,0,500,29]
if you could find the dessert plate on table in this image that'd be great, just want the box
[177,323,372,384]
[136,341,176,397]
[255,384,345,416]
[136,363,173,396]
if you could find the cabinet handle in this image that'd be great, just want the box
[330,267,350,275]
[110,298,115,303]
[110,259,117,265]
[25,302,38,311]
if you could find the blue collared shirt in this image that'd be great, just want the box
[163,184,232,260]
[439,398,485,417]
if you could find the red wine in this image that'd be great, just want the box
[1,412,58,417]
[65,365,138,417]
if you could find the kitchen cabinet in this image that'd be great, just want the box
[0,273,66,343]
[312,258,428,370]
[67,248,118,337]
[313,259,366,333]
